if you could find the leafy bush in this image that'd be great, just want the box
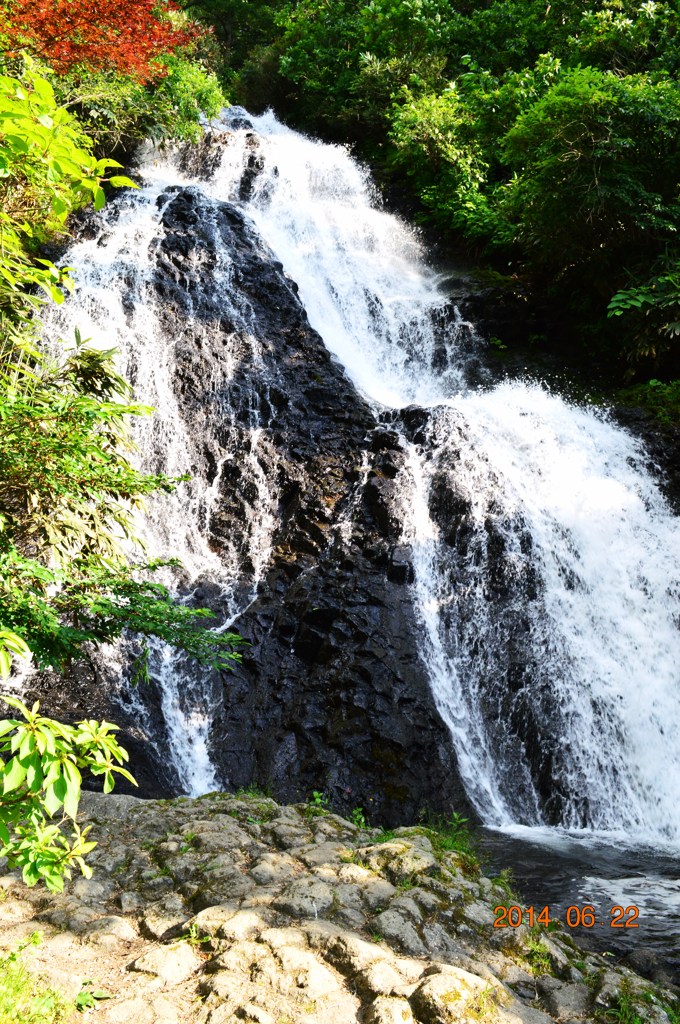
[0,694,134,891]
[0,61,240,892]
[608,258,680,362]
[0,337,245,672]
[54,56,225,152]
[0,65,136,331]
[614,378,680,425]
[187,0,680,374]
[500,68,680,289]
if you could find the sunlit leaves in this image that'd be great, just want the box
[0,694,134,891]
[0,628,30,678]
[0,66,140,334]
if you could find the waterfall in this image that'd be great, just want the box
[203,110,680,841]
[45,108,680,841]
[43,154,279,794]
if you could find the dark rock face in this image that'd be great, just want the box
[152,187,472,824]
[31,182,472,825]
[612,406,680,517]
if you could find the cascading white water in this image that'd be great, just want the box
[197,109,680,842]
[42,107,680,839]
[43,152,278,794]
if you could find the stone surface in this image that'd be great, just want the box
[0,790,666,1024]
[537,978,592,1019]
[132,942,202,985]
[366,995,417,1024]
[81,915,139,946]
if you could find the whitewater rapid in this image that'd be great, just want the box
[44,108,680,842]
[204,110,680,842]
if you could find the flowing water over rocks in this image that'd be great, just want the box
[28,109,680,970]
[35,123,473,823]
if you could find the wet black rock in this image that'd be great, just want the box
[34,183,472,826]
[612,406,680,517]
[153,187,472,825]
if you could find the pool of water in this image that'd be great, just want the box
[479,826,680,984]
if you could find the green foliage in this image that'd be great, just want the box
[0,630,30,680]
[0,340,243,891]
[235,782,272,799]
[388,84,501,244]
[0,336,163,562]
[180,923,211,947]
[500,68,680,279]
[275,0,366,132]
[608,257,680,362]
[198,0,680,373]
[567,1,680,75]
[179,0,291,79]
[75,983,110,1012]
[0,336,245,672]
[0,52,238,899]
[0,694,135,891]
[615,378,680,425]
[0,932,72,1024]
[421,811,477,860]
[490,867,516,897]
[305,789,331,818]
[524,936,554,976]
[151,54,225,140]
[54,56,226,152]
[0,549,246,672]
[350,805,367,828]
[601,985,645,1024]
[0,64,137,331]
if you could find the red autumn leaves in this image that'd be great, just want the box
[4,0,203,81]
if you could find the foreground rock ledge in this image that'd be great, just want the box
[0,792,674,1024]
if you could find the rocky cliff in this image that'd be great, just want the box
[27,164,472,824]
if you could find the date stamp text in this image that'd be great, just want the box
[493,905,639,929]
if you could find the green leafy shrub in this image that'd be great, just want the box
[0,65,137,328]
[0,61,241,895]
[350,806,367,828]
[0,694,134,891]
[608,257,680,363]
[55,56,225,152]
[419,811,479,872]
[615,378,680,425]
[0,337,245,672]
[188,0,680,374]
[305,790,331,818]
[500,68,680,290]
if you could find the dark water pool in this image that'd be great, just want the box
[478,826,680,984]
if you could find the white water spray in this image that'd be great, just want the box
[43,151,278,794]
[43,109,680,836]
[201,110,680,841]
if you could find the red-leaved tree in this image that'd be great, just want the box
[3,0,202,80]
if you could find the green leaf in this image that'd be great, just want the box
[43,775,67,816]
[108,175,139,189]
[3,756,27,793]
[62,760,82,818]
